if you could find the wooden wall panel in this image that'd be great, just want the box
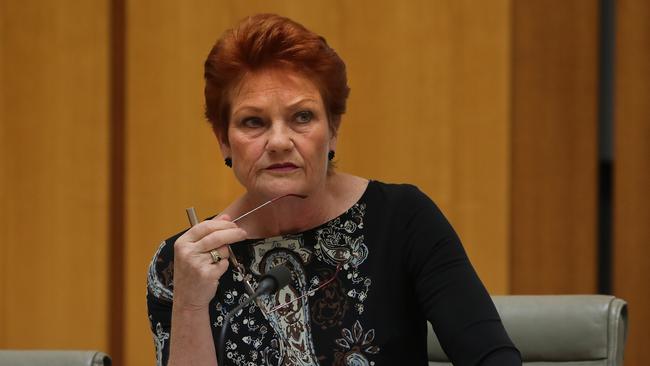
[511,1,599,294]
[0,0,110,350]
[0,2,6,347]
[613,1,650,365]
[335,0,512,295]
[124,2,242,365]
[124,1,511,365]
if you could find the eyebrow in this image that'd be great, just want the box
[287,98,319,108]
[232,105,264,115]
[231,98,319,116]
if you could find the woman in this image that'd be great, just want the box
[147,13,521,366]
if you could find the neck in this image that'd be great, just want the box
[237,174,341,238]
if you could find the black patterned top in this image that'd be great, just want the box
[147,180,520,366]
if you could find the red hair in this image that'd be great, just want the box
[204,14,350,142]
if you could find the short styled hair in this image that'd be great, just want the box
[204,13,350,142]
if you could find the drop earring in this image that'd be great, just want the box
[224,157,232,168]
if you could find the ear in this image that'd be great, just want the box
[219,140,231,160]
[214,129,231,159]
[328,117,340,151]
[328,130,338,153]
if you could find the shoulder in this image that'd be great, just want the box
[366,180,455,238]
[146,229,188,302]
[367,180,439,213]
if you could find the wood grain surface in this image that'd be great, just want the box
[510,0,599,294]
[613,0,650,365]
[0,0,110,351]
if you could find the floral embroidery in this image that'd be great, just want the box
[147,241,174,302]
[224,289,239,305]
[311,267,349,330]
[315,204,371,315]
[333,320,380,366]
[150,317,169,366]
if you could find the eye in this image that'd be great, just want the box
[241,116,264,128]
[294,110,313,124]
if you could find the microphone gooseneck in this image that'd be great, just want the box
[258,264,292,294]
[218,265,291,366]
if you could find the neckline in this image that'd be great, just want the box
[240,179,374,242]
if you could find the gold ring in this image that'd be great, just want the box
[209,249,222,264]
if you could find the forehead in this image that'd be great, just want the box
[230,68,322,109]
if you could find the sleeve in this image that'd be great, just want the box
[147,240,175,366]
[400,186,521,366]
[480,348,523,365]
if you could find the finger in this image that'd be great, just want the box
[203,257,230,279]
[196,259,229,285]
[195,227,247,252]
[182,219,239,242]
[214,213,231,222]
[214,257,230,278]
[204,245,230,264]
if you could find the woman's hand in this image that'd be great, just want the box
[172,214,247,311]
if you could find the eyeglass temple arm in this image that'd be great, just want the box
[185,207,245,271]
[187,208,268,306]
[185,194,306,268]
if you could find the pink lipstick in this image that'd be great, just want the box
[266,162,298,171]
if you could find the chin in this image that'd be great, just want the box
[254,179,309,198]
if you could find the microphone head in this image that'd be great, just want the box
[259,265,292,294]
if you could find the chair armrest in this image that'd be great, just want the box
[427,295,628,365]
[607,297,628,366]
[0,350,111,366]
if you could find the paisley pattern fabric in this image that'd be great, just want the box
[147,181,519,366]
[148,201,380,366]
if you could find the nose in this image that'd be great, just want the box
[265,121,293,153]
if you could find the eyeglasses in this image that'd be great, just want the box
[186,194,345,315]
[267,261,343,313]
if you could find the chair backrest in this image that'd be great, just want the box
[0,350,111,366]
[427,295,627,366]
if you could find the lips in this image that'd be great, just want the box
[266,162,298,170]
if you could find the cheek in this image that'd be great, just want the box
[231,135,257,155]
[303,134,331,169]
[230,137,265,168]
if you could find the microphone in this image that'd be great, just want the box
[218,265,292,365]
[256,264,292,296]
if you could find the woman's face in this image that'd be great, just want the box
[220,68,336,199]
